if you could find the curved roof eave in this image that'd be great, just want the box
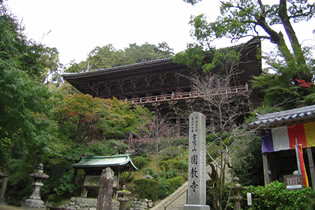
[72,154,138,171]
[63,57,174,79]
[249,105,315,129]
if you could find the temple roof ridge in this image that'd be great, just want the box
[63,37,260,79]
[249,104,315,128]
[63,57,174,78]
[72,154,138,171]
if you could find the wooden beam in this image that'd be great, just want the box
[262,153,271,186]
[306,148,315,191]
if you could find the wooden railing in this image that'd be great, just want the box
[124,84,249,105]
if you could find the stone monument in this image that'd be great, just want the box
[23,163,49,209]
[184,112,210,210]
[97,167,114,210]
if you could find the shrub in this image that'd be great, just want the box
[161,158,188,172]
[177,160,188,170]
[161,146,182,158]
[245,181,315,210]
[132,156,150,169]
[161,159,178,171]
[119,171,134,185]
[134,178,159,201]
[160,169,177,179]
[159,176,184,199]
[159,181,170,199]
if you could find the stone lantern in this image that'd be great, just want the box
[23,163,49,209]
[0,168,8,204]
[230,177,245,210]
[117,185,130,210]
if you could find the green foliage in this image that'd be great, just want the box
[160,146,183,158]
[135,137,188,155]
[206,181,233,209]
[119,171,135,185]
[52,171,76,196]
[158,181,170,199]
[173,43,207,69]
[160,158,188,173]
[174,42,240,77]
[252,61,315,109]
[134,178,159,201]
[88,140,128,155]
[184,0,315,110]
[125,42,173,63]
[66,42,173,72]
[230,133,264,186]
[54,94,152,143]
[0,1,157,205]
[159,176,184,199]
[132,156,150,169]
[203,49,239,74]
[142,167,159,180]
[245,181,315,210]
[160,169,177,179]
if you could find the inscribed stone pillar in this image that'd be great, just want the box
[97,167,114,210]
[184,112,210,210]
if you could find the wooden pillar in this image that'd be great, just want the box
[307,148,315,191]
[262,153,271,186]
[97,167,114,210]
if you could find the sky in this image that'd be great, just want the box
[5,0,315,67]
[6,0,222,66]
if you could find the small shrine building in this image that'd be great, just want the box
[72,154,138,197]
[250,105,315,190]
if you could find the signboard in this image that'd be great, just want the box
[284,175,304,190]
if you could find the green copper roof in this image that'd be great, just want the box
[72,154,138,171]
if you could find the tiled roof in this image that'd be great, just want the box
[72,154,138,170]
[62,37,261,79]
[62,57,174,79]
[249,105,315,128]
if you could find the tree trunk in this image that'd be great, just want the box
[279,0,311,81]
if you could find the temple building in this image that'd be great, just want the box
[249,105,315,190]
[63,39,262,136]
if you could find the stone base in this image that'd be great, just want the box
[184,204,210,210]
[23,198,45,209]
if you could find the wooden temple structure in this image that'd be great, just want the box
[250,105,315,190]
[63,39,261,136]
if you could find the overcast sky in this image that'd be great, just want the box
[6,0,315,67]
[6,0,223,66]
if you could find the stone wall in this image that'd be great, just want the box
[130,198,153,210]
[59,197,119,210]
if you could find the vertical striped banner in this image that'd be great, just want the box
[295,142,309,188]
[261,122,315,153]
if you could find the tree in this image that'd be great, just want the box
[185,0,314,79]
[66,42,174,73]
[0,1,58,167]
[183,0,315,109]
[0,2,64,204]
[54,94,152,144]
[124,42,174,63]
